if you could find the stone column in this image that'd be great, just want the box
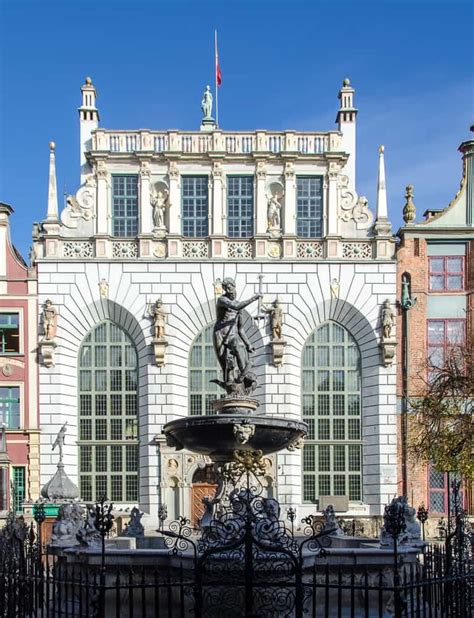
[211,162,224,235]
[96,161,110,235]
[326,165,339,236]
[284,162,296,235]
[255,161,267,235]
[167,162,180,235]
[139,161,152,235]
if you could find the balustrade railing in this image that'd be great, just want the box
[92,129,337,155]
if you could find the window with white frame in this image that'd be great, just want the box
[426,319,465,371]
[189,325,220,416]
[78,321,139,503]
[429,256,465,292]
[0,313,20,354]
[182,176,209,237]
[0,386,20,429]
[296,176,323,238]
[302,321,362,504]
[227,176,254,238]
[112,175,139,237]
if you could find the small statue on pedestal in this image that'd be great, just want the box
[52,422,68,463]
[379,299,397,367]
[149,299,166,340]
[264,299,283,341]
[263,298,286,366]
[381,299,395,339]
[148,299,168,366]
[42,299,57,340]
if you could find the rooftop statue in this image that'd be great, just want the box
[201,85,213,120]
[212,278,261,397]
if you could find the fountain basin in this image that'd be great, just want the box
[163,414,307,462]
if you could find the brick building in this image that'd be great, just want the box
[397,133,474,528]
[33,77,398,527]
[0,203,40,516]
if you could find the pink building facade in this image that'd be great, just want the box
[0,203,40,515]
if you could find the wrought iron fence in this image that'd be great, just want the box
[0,474,471,617]
[0,536,471,617]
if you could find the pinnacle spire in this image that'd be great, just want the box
[46,141,58,221]
[374,145,391,235]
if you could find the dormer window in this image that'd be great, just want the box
[112,175,138,237]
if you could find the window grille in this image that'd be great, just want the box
[302,321,362,503]
[227,176,254,238]
[0,386,20,429]
[112,176,138,237]
[429,256,465,291]
[296,177,323,238]
[182,176,209,237]
[78,321,139,503]
[0,313,20,354]
[189,325,220,416]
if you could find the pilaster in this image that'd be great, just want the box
[211,162,224,235]
[168,162,181,235]
[139,161,152,235]
[283,162,296,235]
[95,160,110,235]
[255,161,268,236]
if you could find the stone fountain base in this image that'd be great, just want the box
[163,410,307,462]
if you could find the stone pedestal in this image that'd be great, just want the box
[152,338,168,367]
[270,339,286,366]
[39,338,57,368]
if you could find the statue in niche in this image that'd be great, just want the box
[267,194,281,230]
[52,422,68,463]
[42,299,58,340]
[201,85,213,119]
[212,278,261,396]
[381,299,395,339]
[151,189,169,232]
[263,299,283,340]
[149,299,166,340]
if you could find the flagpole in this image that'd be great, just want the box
[215,29,219,127]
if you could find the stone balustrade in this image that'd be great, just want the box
[92,129,340,156]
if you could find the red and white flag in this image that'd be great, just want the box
[215,31,222,87]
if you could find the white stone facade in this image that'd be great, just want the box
[35,78,397,521]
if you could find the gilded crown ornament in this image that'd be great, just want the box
[402,184,416,224]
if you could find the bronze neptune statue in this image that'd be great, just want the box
[212,277,261,397]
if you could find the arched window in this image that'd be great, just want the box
[302,321,362,504]
[189,324,220,416]
[78,321,138,503]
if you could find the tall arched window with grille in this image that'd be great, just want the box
[189,324,220,416]
[78,321,139,503]
[302,321,362,504]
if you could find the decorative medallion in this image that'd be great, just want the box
[154,243,167,258]
[2,364,13,377]
[268,243,281,258]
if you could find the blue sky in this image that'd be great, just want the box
[0,0,472,258]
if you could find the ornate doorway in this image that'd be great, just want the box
[191,465,218,526]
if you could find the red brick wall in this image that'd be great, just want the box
[397,235,473,516]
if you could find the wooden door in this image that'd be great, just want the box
[191,483,217,526]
